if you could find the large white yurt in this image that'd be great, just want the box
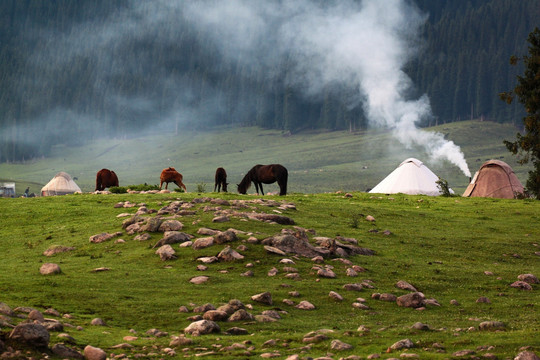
[369,158,451,196]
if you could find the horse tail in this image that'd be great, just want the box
[277,165,288,195]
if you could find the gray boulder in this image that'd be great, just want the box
[184,320,220,335]
[9,323,50,348]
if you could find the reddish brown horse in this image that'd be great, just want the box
[237,164,288,196]
[95,168,119,191]
[214,167,228,192]
[160,167,187,192]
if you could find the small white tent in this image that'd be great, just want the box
[41,172,82,196]
[369,158,451,196]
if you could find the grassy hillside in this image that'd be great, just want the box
[0,120,532,195]
[0,192,538,359]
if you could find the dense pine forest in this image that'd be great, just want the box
[0,0,538,162]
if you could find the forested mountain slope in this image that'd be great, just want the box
[0,0,538,162]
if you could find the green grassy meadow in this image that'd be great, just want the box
[0,191,539,359]
[0,120,533,196]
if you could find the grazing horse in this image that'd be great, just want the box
[214,167,228,192]
[237,164,288,196]
[95,168,119,191]
[160,167,187,192]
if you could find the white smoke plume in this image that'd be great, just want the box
[178,0,471,176]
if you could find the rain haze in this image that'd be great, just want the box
[6,0,470,176]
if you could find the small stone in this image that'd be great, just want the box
[514,351,540,360]
[366,215,375,222]
[330,339,353,351]
[411,322,430,331]
[329,291,343,301]
[295,301,315,310]
[476,296,491,303]
[90,318,107,326]
[184,320,220,335]
[510,281,533,290]
[40,263,61,275]
[518,274,539,284]
[190,276,209,284]
[478,321,505,331]
[317,268,336,278]
[396,280,418,292]
[389,338,414,350]
[83,345,107,360]
[251,292,272,305]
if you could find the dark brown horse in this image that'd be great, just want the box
[95,168,119,191]
[214,167,228,192]
[160,167,187,192]
[237,164,288,196]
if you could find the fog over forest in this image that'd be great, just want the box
[0,0,537,171]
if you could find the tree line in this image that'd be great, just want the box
[0,0,538,162]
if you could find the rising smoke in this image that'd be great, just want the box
[177,0,471,176]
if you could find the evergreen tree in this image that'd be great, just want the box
[501,28,540,198]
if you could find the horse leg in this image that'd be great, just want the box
[159,180,163,190]
[257,182,264,196]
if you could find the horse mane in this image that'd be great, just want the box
[237,172,252,193]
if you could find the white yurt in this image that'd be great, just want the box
[369,158,452,196]
[41,172,82,196]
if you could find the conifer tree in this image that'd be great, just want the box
[501,27,540,198]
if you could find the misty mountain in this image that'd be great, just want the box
[0,0,538,163]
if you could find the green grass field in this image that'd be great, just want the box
[0,191,539,359]
[0,120,533,196]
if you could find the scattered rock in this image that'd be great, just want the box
[193,237,215,250]
[514,351,540,360]
[396,280,418,292]
[155,244,177,261]
[43,245,75,257]
[214,230,238,244]
[184,320,220,335]
[212,215,230,223]
[89,233,115,243]
[479,321,505,331]
[51,343,84,359]
[217,246,244,261]
[329,291,343,301]
[476,296,491,303]
[389,338,414,351]
[40,263,61,275]
[343,283,363,291]
[452,349,475,357]
[317,268,336,278]
[331,339,353,351]
[228,309,254,322]
[251,292,272,305]
[153,231,191,248]
[203,310,229,322]
[411,322,430,331]
[518,274,539,284]
[83,345,107,360]
[190,276,209,285]
[396,292,425,308]
[510,281,533,290]
[91,318,107,326]
[296,301,315,310]
[379,293,397,302]
[225,327,249,335]
[170,336,193,347]
[158,219,183,232]
[9,323,50,348]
